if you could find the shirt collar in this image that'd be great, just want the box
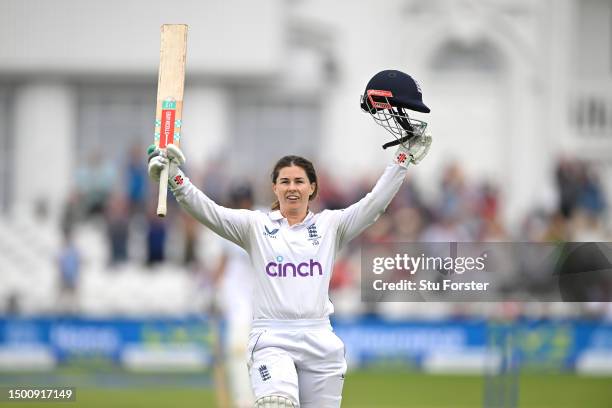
[268,210,284,221]
[268,210,314,226]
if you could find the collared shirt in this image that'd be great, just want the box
[172,163,407,321]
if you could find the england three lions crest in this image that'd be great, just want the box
[306,224,322,246]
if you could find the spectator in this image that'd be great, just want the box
[126,143,148,216]
[60,189,82,237]
[555,157,583,218]
[57,231,80,314]
[146,211,167,266]
[578,166,606,216]
[105,192,130,266]
[212,182,256,408]
[76,150,117,216]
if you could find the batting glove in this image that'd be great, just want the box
[147,143,186,183]
[393,132,432,168]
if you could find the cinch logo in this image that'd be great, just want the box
[266,256,323,277]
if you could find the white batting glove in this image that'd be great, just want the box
[166,144,186,165]
[147,143,186,183]
[393,132,432,168]
[147,154,164,182]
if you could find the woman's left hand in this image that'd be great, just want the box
[394,132,432,167]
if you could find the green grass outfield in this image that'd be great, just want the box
[2,370,611,408]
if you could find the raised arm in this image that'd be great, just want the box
[336,133,431,248]
[148,144,252,249]
[336,153,406,248]
[339,68,433,247]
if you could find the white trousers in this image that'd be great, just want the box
[247,319,347,408]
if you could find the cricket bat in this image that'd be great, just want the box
[154,24,188,217]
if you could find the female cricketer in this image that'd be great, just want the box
[148,70,432,408]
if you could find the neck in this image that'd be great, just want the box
[281,208,308,226]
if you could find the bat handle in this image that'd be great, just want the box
[156,164,169,217]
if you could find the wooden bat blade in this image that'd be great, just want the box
[155,24,188,217]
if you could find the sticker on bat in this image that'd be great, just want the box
[159,98,177,148]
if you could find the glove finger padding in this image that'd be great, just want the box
[166,144,186,166]
[408,133,432,165]
[147,156,167,182]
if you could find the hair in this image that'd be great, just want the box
[270,155,318,211]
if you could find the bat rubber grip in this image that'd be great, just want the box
[157,164,169,217]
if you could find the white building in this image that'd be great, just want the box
[0,0,611,228]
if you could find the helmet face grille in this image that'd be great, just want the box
[361,92,427,148]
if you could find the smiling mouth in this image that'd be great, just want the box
[286,195,300,201]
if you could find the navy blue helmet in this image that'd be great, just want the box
[360,70,430,149]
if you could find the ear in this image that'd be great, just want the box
[272,183,278,195]
[309,182,316,196]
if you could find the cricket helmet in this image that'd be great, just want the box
[360,70,430,149]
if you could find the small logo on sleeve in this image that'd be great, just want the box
[173,174,184,185]
[396,152,407,164]
[258,365,271,381]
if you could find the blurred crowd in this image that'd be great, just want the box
[52,146,611,319]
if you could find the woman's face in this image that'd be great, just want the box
[273,165,315,214]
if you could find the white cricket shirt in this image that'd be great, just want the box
[171,162,407,322]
